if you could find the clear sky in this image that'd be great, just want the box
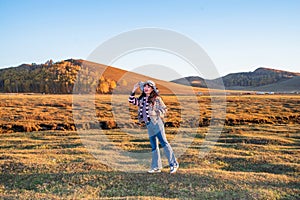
[1,0,299,79]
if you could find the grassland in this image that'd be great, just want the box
[0,94,299,199]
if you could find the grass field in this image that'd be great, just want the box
[0,94,299,199]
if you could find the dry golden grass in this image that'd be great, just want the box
[0,94,299,199]
[1,94,299,133]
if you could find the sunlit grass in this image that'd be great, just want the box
[0,94,299,199]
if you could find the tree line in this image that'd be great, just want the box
[0,59,125,94]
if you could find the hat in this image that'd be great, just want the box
[139,80,159,93]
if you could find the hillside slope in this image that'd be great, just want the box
[221,67,300,87]
[249,76,300,92]
[172,67,300,92]
[0,59,208,95]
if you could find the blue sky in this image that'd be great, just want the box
[1,0,299,78]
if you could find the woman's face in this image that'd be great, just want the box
[143,84,153,95]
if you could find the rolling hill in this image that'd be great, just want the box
[1,59,298,94]
[172,67,300,92]
[247,76,300,92]
[0,59,208,95]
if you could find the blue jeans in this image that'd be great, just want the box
[146,118,178,169]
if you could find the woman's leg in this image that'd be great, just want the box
[156,132,178,167]
[149,135,162,169]
[155,120,178,167]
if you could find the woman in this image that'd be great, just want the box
[128,80,179,174]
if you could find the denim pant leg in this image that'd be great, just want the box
[149,135,162,169]
[154,122,178,167]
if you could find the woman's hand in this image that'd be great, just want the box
[132,82,140,93]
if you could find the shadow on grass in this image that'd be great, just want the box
[1,169,299,199]
[217,137,292,146]
[0,142,84,150]
[220,157,298,174]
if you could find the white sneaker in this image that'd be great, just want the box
[170,164,179,174]
[148,168,161,173]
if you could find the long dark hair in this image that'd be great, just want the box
[138,84,159,105]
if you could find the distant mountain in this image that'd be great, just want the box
[245,76,300,92]
[0,59,207,95]
[172,67,300,92]
[221,67,300,87]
